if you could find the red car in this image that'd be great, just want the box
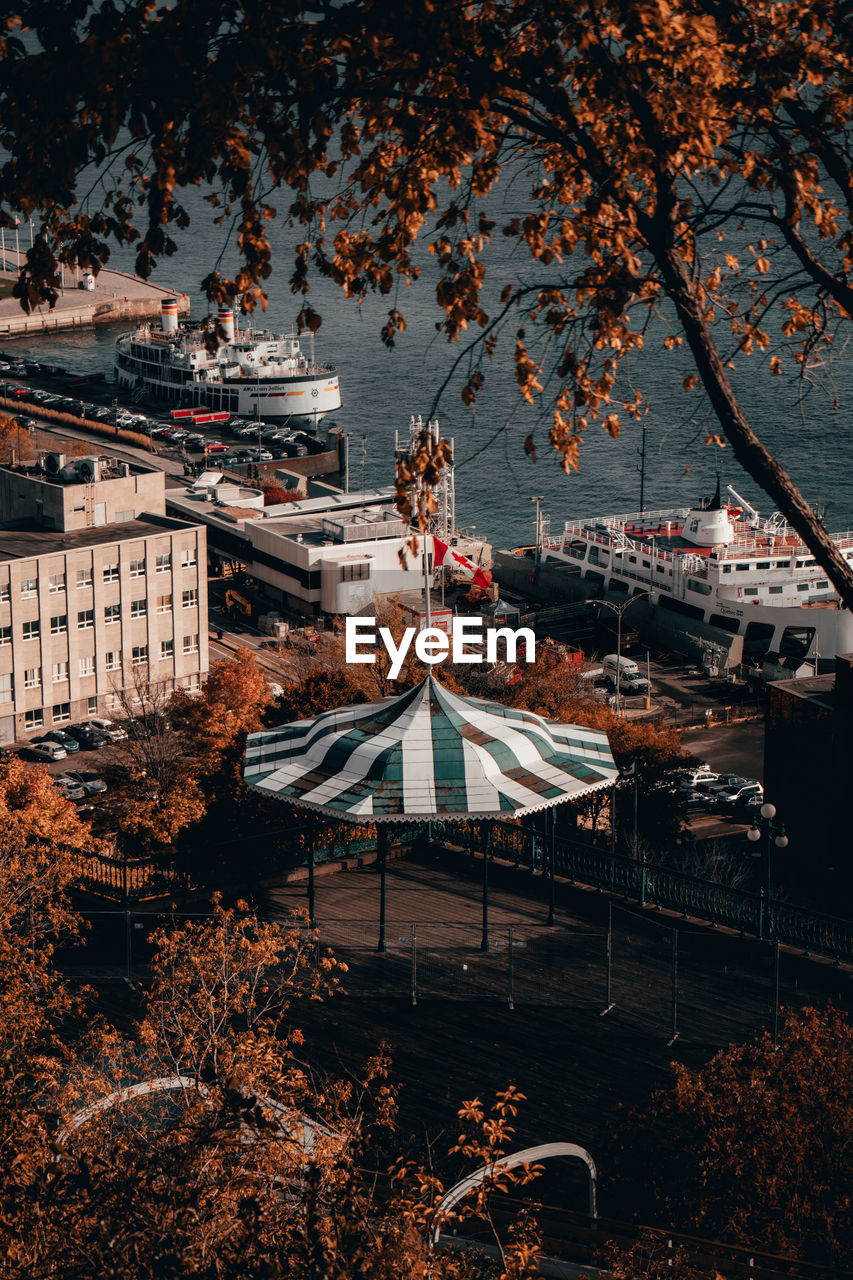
[204,442,229,455]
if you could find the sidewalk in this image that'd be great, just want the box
[0,248,188,335]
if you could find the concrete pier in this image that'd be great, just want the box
[0,249,189,337]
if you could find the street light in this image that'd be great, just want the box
[594,591,652,713]
[747,801,788,943]
[530,495,544,560]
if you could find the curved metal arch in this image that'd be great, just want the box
[57,1074,336,1157]
[431,1141,597,1247]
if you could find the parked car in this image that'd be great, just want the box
[53,774,87,801]
[677,767,719,788]
[700,772,756,796]
[183,433,206,450]
[24,740,67,762]
[715,781,764,811]
[677,784,711,811]
[38,729,81,753]
[83,717,128,742]
[65,770,108,795]
[66,724,110,749]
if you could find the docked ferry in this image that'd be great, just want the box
[514,482,853,667]
[115,299,342,426]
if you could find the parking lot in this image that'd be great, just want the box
[0,357,333,474]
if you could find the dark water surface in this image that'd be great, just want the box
[9,184,853,549]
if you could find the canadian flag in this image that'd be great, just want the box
[432,536,492,591]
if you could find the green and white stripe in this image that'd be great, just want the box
[244,676,618,821]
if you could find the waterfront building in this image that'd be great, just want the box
[165,479,490,622]
[0,454,208,743]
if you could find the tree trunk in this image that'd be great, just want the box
[657,244,853,613]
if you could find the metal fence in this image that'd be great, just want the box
[67,902,845,1051]
[70,818,853,968]
[426,821,853,967]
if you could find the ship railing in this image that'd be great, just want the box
[560,508,690,535]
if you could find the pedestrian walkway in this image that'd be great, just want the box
[0,247,188,335]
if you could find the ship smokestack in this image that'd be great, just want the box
[160,298,179,334]
[217,308,235,343]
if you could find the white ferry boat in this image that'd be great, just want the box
[115,299,341,426]
[532,482,853,666]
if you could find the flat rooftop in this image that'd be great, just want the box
[0,514,192,562]
[0,458,156,487]
[770,672,836,712]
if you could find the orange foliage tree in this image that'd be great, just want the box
[3,895,544,1279]
[2,1,853,602]
[614,1004,853,1265]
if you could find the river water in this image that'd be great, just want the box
[7,184,852,550]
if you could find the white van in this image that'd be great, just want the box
[602,653,640,680]
[602,653,650,695]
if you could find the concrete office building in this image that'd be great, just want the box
[0,452,208,744]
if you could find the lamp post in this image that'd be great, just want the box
[747,801,788,943]
[594,591,652,713]
[530,495,544,561]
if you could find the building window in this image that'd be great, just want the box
[129,558,145,578]
[340,562,370,582]
[743,587,759,597]
[0,626,10,647]
[24,668,40,689]
[105,650,121,672]
[181,548,197,568]
[104,603,121,625]
[130,599,147,619]
[184,673,200,693]
[182,588,198,609]
[156,594,172,614]
[79,656,95,678]
[21,578,37,598]
[155,553,172,573]
[116,509,135,523]
[24,709,44,730]
[0,582,9,602]
[76,568,93,588]
[182,634,199,655]
[159,639,174,660]
[51,661,68,684]
[50,614,68,636]
[0,673,12,702]
[77,609,94,630]
[49,572,66,593]
[131,645,148,666]
[87,696,98,715]
[769,585,783,595]
[106,692,121,711]
[816,580,829,590]
[797,582,809,592]
[22,620,40,641]
[52,703,71,724]
[103,563,120,583]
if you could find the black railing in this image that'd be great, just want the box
[426,819,853,967]
[69,818,853,967]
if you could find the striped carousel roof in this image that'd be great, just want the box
[243,676,618,822]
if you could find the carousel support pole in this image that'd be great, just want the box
[307,833,316,929]
[377,825,388,953]
[481,822,492,952]
[548,807,557,926]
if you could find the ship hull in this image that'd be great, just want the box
[115,323,342,425]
